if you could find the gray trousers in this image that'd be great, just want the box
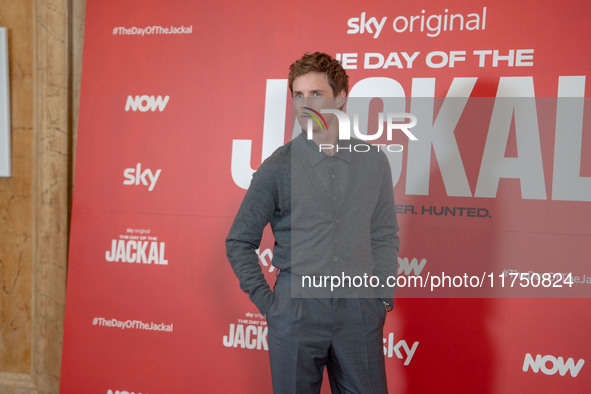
[266,273,388,394]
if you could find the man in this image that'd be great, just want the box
[226,52,399,393]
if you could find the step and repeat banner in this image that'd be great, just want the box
[61,0,590,392]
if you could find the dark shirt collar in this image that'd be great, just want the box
[295,132,352,167]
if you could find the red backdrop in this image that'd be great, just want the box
[61,0,591,392]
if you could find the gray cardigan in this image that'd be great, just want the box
[226,133,400,314]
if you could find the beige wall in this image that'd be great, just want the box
[0,0,33,376]
[0,1,85,393]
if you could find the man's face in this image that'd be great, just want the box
[292,72,345,133]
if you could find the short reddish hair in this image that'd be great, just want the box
[288,52,349,96]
